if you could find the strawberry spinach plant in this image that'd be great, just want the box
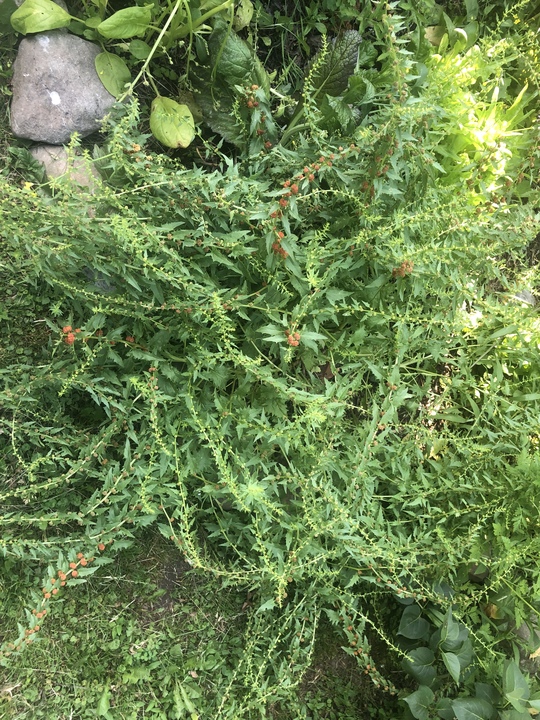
[1,1,540,717]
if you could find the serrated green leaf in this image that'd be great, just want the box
[97,5,151,39]
[10,0,71,34]
[95,52,131,98]
[150,97,195,149]
[404,685,435,720]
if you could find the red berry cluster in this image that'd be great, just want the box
[272,230,288,258]
[62,325,81,345]
[285,330,301,347]
[244,84,272,147]
[245,84,259,110]
[340,612,397,694]
[392,260,414,278]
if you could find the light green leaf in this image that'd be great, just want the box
[129,39,152,60]
[97,5,152,39]
[10,0,71,34]
[503,660,530,712]
[398,605,431,640]
[150,97,195,149]
[95,52,131,98]
[442,651,461,684]
[179,683,197,714]
[441,609,466,651]
[233,0,253,31]
[452,698,494,720]
[257,598,275,613]
[97,685,110,716]
[404,685,435,720]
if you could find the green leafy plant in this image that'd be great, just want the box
[8,0,237,148]
[1,1,540,717]
[399,601,540,719]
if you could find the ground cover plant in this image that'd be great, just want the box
[1,0,540,718]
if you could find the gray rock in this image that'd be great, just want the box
[10,32,115,144]
[513,290,537,306]
[29,144,100,191]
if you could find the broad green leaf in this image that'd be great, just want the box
[0,0,18,30]
[452,698,494,720]
[10,0,71,34]
[95,52,131,98]
[464,0,479,21]
[501,711,531,720]
[308,30,361,98]
[398,605,431,640]
[150,97,195,149]
[455,639,474,669]
[357,41,377,68]
[233,0,253,31]
[129,39,152,60]
[437,697,455,720]
[97,5,151,39]
[475,683,500,706]
[503,660,530,712]
[208,25,269,94]
[440,608,461,648]
[442,651,461,684]
[404,685,435,720]
[402,647,437,686]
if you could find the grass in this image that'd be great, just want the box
[1,529,396,718]
[0,532,246,718]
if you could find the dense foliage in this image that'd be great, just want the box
[1,0,540,717]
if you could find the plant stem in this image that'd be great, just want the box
[118,0,184,104]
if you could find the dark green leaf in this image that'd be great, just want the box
[404,686,435,720]
[308,30,361,98]
[398,605,431,640]
[0,0,18,30]
[452,698,494,720]
[402,647,437,686]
